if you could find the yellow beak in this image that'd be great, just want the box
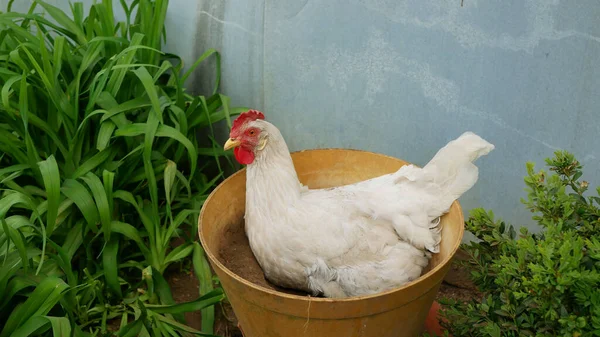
[223,138,241,151]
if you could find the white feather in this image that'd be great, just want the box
[243,121,494,298]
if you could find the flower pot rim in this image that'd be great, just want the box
[198,147,465,303]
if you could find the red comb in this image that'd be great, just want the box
[232,110,265,130]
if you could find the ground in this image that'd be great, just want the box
[167,271,242,337]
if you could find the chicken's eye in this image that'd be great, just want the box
[248,130,256,136]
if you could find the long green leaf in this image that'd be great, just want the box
[0,277,68,337]
[154,314,220,337]
[0,191,34,219]
[145,288,224,314]
[113,123,197,176]
[7,316,51,337]
[18,71,42,185]
[61,219,83,261]
[181,48,220,95]
[98,95,151,123]
[9,315,72,337]
[71,146,117,179]
[0,249,41,300]
[193,242,215,334]
[81,172,111,240]
[116,299,148,337]
[46,316,72,337]
[151,267,185,323]
[97,120,116,151]
[107,33,144,97]
[164,160,176,221]
[0,275,37,311]
[103,237,122,298]
[52,35,65,80]
[163,243,193,266]
[164,209,198,243]
[143,113,160,221]
[61,179,99,233]
[20,45,72,121]
[133,66,163,123]
[33,0,87,44]
[156,125,197,177]
[116,319,144,337]
[37,156,60,235]
[113,190,155,240]
[111,221,150,259]
[1,218,28,273]
[1,75,21,113]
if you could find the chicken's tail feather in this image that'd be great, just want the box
[423,131,494,201]
[386,132,493,253]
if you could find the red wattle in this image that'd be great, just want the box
[234,147,255,165]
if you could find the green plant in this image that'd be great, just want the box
[0,0,244,335]
[436,151,600,337]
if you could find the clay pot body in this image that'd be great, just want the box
[198,149,464,337]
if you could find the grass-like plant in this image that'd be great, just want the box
[0,0,244,335]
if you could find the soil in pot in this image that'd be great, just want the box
[216,219,310,296]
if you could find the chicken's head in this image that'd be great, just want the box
[223,110,267,165]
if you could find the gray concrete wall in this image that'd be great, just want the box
[6,0,600,232]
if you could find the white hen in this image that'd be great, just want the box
[223,110,494,298]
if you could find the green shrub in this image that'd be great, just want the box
[437,151,600,337]
[0,0,244,335]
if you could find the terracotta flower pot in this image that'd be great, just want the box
[198,149,465,337]
[424,301,450,336]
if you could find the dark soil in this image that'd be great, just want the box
[437,282,481,303]
[216,219,309,296]
[166,271,203,331]
[166,270,242,337]
[437,248,482,303]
